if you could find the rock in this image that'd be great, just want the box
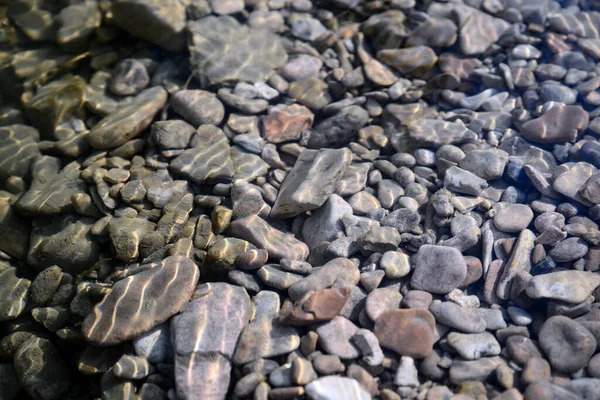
[405,17,457,48]
[553,162,596,205]
[170,125,234,184]
[408,120,477,148]
[88,87,167,149]
[305,376,371,400]
[521,357,551,385]
[548,237,589,262]
[0,124,40,184]
[444,166,489,196]
[171,283,251,400]
[379,251,410,279]
[288,78,332,110]
[429,302,486,333]
[290,16,327,41]
[352,329,384,366]
[15,158,87,216]
[524,382,580,400]
[0,263,30,322]
[280,287,350,326]
[377,46,437,76]
[133,322,169,364]
[539,315,596,373]
[31,305,69,332]
[395,356,419,387]
[112,0,186,52]
[209,0,244,14]
[449,3,510,55]
[229,216,309,261]
[28,215,99,275]
[458,148,509,180]
[0,363,20,400]
[374,309,436,358]
[0,191,31,260]
[188,16,287,85]
[14,338,71,400]
[113,354,152,379]
[109,58,149,96]
[446,332,501,360]
[82,256,199,346]
[171,90,225,126]
[302,194,352,250]
[151,120,195,151]
[271,148,352,218]
[288,258,358,302]
[449,357,504,385]
[263,104,314,144]
[356,226,401,254]
[316,316,360,359]
[108,217,155,262]
[56,0,101,51]
[410,245,467,294]
[527,270,600,303]
[365,288,403,321]
[281,55,323,82]
[496,229,536,301]
[302,106,369,149]
[521,105,589,144]
[203,238,255,279]
[381,208,420,233]
[493,204,534,233]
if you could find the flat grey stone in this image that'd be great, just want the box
[410,245,467,294]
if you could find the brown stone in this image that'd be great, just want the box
[279,287,351,326]
[263,104,314,144]
[521,357,551,385]
[374,309,436,359]
[521,105,589,144]
[505,336,542,366]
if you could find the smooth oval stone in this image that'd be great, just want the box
[539,315,596,373]
[305,376,371,400]
[410,245,467,294]
[88,87,167,149]
[110,58,149,96]
[493,204,534,233]
[548,237,589,262]
[521,105,589,144]
[171,90,225,126]
[374,309,436,359]
[82,256,199,346]
[316,316,360,359]
[377,46,437,75]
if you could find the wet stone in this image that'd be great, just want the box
[188,16,287,85]
[288,78,332,110]
[447,3,510,55]
[409,120,477,148]
[0,191,31,260]
[288,258,358,302]
[28,215,99,275]
[171,283,251,400]
[263,104,314,144]
[230,145,270,182]
[203,238,255,279]
[112,0,186,52]
[521,105,589,144]
[429,302,486,333]
[88,87,167,149]
[458,148,509,181]
[281,55,323,82]
[538,315,596,373]
[171,90,225,127]
[133,322,169,364]
[377,46,437,76]
[357,226,401,254]
[0,263,30,322]
[151,120,195,151]
[170,125,234,185]
[82,256,199,346]
[379,250,410,279]
[548,237,589,262]
[374,308,436,359]
[14,338,71,400]
[0,124,40,184]
[365,287,402,321]
[271,148,352,218]
[108,217,155,262]
[109,59,149,96]
[302,106,369,149]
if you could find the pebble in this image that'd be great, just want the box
[527,270,600,303]
[374,309,436,358]
[410,245,467,294]
[446,332,501,360]
[379,251,410,279]
[316,316,360,359]
[521,105,589,144]
[538,315,597,373]
[305,376,371,400]
[429,302,486,333]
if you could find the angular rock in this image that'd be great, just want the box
[496,229,536,301]
[271,148,352,218]
[188,16,287,85]
[0,191,30,260]
[108,217,155,262]
[83,256,199,346]
[288,258,358,302]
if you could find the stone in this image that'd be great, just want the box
[112,0,186,52]
[553,162,596,205]
[549,237,589,262]
[0,263,30,322]
[365,287,403,322]
[151,120,195,151]
[133,322,169,364]
[88,86,166,149]
[290,17,327,41]
[429,302,486,333]
[444,166,488,196]
[257,265,302,290]
[14,338,71,399]
[0,191,31,260]
[171,283,251,400]
[263,104,314,144]
[203,238,255,279]
[281,55,322,82]
[374,309,436,359]
[395,356,419,387]
[113,354,152,380]
[305,376,371,400]
[0,124,40,184]
[171,90,225,126]
[449,3,510,55]
[446,332,501,360]
[288,258,358,302]
[449,356,504,385]
[521,105,589,144]
[505,335,542,366]
[302,194,352,250]
[494,204,534,233]
[108,217,155,262]
[233,317,299,366]
[496,229,536,301]
[527,270,600,304]
[458,148,509,180]
[188,16,287,85]
[410,245,467,294]
[271,148,352,218]
[539,315,596,373]
[356,226,401,254]
[352,329,384,366]
[302,106,369,149]
[28,215,99,275]
[524,382,580,400]
[381,208,420,233]
[109,58,149,96]
[379,251,410,279]
[408,120,477,148]
[316,316,360,359]
[83,256,199,346]
[521,357,551,385]
[170,125,234,185]
[288,78,332,110]
[15,158,87,216]
[229,216,309,261]
[377,46,437,76]
[279,287,350,326]
[209,0,243,14]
